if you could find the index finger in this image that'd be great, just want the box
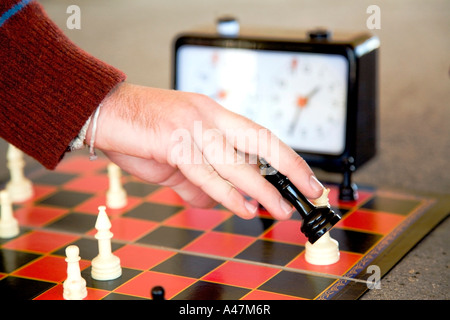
[214,108,325,200]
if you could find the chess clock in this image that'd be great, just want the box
[172,18,379,200]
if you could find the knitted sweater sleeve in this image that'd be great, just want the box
[0,0,126,169]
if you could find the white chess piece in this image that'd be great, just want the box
[6,144,33,203]
[304,188,340,265]
[63,245,87,300]
[313,188,331,207]
[305,231,340,265]
[91,206,122,280]
[106,162,127,209]
[0,189,20,239]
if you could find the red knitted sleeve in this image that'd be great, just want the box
[0,0,126,169]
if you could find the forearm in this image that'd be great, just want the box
[0,0,126,169]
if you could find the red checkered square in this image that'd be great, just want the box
[262,220,307,245]
[164,207,232,230]
[63,174,109,193]
[75,194,142,217]
[14,206,69,227]
[3,230,79,253]
[287,251,363,276]
[202,261,279,289]
[146,187,187,206]
[183,231,255,257]
[115,270,196,299]
[34,284,109,300]
[13,255,89,282]
[114,245,175,270]
[339,209,405,234]
[89,216,159,242]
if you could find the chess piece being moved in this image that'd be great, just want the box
[0,189,20,239]
[259,159,341,244]
[91,206,122,280]
[63,245,87,300]
[304,188,340,265]
[106,162,127,209]
[6,144,33,203]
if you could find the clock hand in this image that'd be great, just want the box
[258,158,341,244]
[298,86,321,108]
[288,86,320,135]
[305,86,320,100]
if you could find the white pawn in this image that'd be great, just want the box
[106,162,127,209]
[313,187,331,208]
[91,206,122,280]
[6,144,33,203]
[305,188,340,265]
[305,232,340,265]
[0,189,20,239]
[63,245,87,300]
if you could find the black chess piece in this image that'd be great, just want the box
[151,285,165,300]
[339,157,359,201]
[259,158,341,244]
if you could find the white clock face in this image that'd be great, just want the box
[176,45,349,155]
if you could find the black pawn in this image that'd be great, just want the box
[151,286,165,300]
[339,157,358,201]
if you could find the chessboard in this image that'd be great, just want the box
[0,152,448,301]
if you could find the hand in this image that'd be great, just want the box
[86,82,324,220]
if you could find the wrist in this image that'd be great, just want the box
[85,82,124,153]
[87,103,102,160]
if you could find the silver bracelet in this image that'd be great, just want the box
[89,103,102,161]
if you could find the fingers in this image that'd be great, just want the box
[104,151,217,209]
[159,167,218,209]
[194,126,295,220]
[174,141,258,219]
[213,107,324,199]
[169,111,322,219]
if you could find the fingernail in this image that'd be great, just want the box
[244,201,258,216]
[310,175,324,192]
[280,198,294,216]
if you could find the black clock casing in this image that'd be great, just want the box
[172,23,379,200]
